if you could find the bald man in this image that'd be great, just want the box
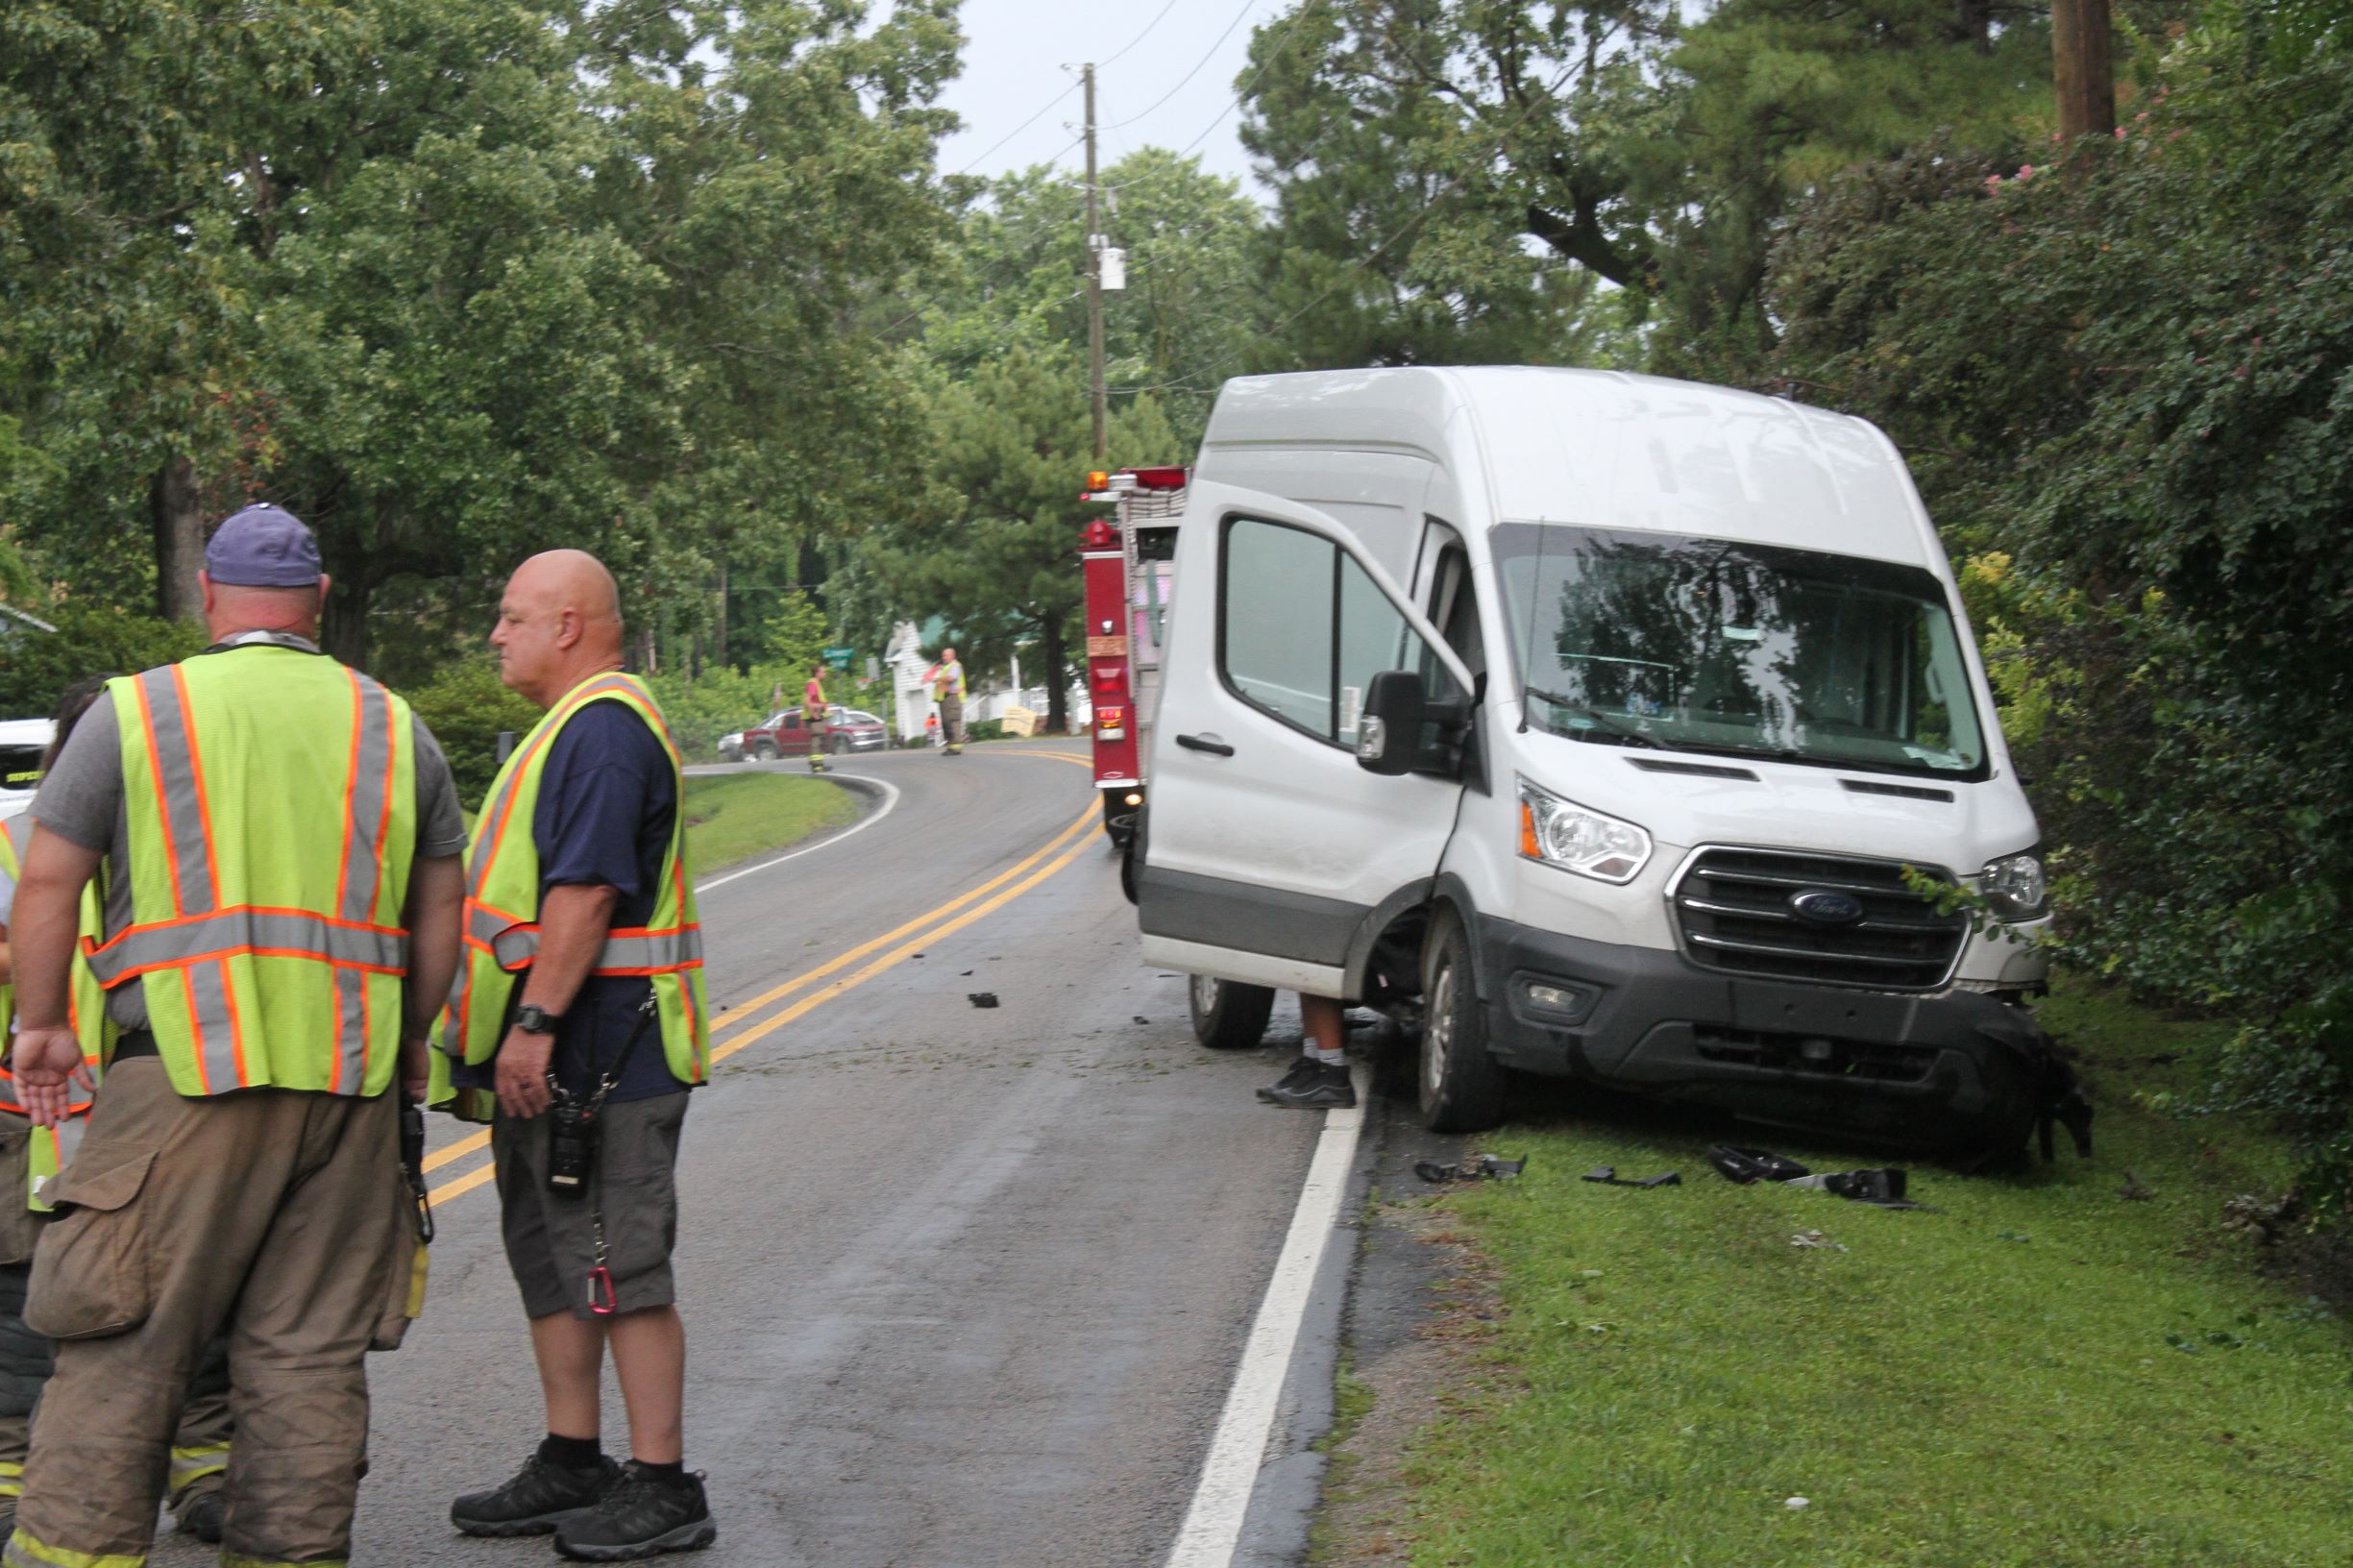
[441,550,717,1560]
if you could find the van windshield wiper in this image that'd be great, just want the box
[1523,689,1660,749]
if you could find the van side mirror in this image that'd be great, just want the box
[1357,671,1427,775]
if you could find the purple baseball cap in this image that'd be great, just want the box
[205,504,322,587]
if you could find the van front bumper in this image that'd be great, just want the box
[1476,916,2048,1151]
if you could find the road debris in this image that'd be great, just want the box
[968,992,999,1009]
[1413,1154,1526,1185]
[1705,1144,1810,1184]
[1790,1230,1846,1251]
[1784,1167,1929,1210]
[1582,1165,1680,1188]
[1785,1496,1811,1510]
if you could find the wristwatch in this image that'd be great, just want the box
[514,1004,562,1036]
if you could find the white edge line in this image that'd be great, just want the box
[1164,1064,1371,1568]
[694,773,902,894]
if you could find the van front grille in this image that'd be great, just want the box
[1673,846,1966,992]
[1691,1025,1938,1083]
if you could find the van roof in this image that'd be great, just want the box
[1201,367,1935,569]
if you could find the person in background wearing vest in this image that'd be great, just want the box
[803,662,830,774]
[4,503,468,1568]
[435,549,716,1561]
[0,676,238,1549]
[927,646,967,755]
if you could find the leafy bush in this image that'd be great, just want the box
[0,603,208,718]
[1761,27,2353,1208]
[401,659,545,810]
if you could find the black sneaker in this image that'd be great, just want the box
[452,1451,621,1537]
[176,1487,226,1544]
[1260,1059,1356,1110]
[554,1463,716,1561]
[1256,1057,1321,1104]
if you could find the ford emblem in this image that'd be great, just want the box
[1789,889,1866,925]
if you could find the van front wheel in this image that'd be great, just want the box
[1419,915,1507,1133]
[1189,976,1274,1051]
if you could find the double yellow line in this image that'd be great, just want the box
[422,783,1105,1206]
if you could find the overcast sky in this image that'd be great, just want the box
[932,0,1284,196]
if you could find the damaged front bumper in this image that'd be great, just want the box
[1475,916,2059,1154]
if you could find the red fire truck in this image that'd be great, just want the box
[1078,465,1187,850]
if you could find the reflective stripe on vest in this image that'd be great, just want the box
[435,674,708,1101]
[464,899,705,976]
[109,654,416,1098]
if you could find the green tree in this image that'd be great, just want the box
[871,344,1179,734]
[1238,0,2070,375]
[934,149,1262,452]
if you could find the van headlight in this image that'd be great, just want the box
[1517,778,1652,885]
[1980,847,2049,921]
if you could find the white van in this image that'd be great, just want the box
[1134,367,2059,1151]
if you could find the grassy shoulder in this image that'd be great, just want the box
[1369,981,2351,1568]
[681,771,859,873]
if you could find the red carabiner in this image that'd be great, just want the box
[587,1265,616,1317]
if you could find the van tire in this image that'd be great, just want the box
[1189,976,1274,1051]
[1418,914,1507,1133]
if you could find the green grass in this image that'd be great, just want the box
[1387,981,2353,1567]
[680,772,858,873]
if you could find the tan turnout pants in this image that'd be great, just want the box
[0,1114,233,1526]
[6,1058,407,1568]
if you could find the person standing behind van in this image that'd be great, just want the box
[804,663,830,774]
[927,648,967,755]
[1257,994,1356,1110]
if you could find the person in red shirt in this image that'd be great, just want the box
[803,663,830,774]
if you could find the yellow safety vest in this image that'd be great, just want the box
[0,814,111,1210]
[432,673,708,1122]
[82,649,419,1099]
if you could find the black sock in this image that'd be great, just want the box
[541,1432,603,1469]
[632,1458,686,1482]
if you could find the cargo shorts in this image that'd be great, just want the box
[492,1091,688,1321]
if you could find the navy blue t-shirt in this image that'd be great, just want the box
[454,701,688,1102]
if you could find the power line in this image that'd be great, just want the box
[1098,0,1183,69]
[954,79,1079,175]
[1090,0,1328,192]
[1103,0,1262,131]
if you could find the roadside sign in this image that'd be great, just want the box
[822,646,855,670]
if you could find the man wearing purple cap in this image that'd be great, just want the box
[3,503,470,1568]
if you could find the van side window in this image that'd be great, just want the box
[1222,515,1461,748]
[1223,517,1336,736]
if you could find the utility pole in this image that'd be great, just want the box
[1083,61,1107,462]
[2051,0,2115,143]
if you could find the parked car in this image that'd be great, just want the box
[719,705,887,762]
[0,718,54,824]
[1136,366,2056,1155]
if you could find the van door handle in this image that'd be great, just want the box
[1175,733,1235,757]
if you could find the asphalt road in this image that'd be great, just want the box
[149,740,1328,1567]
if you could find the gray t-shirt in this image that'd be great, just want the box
[31,657,468,1030]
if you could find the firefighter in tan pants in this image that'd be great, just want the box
[0,682,235,1546]
[2,505,466,1568]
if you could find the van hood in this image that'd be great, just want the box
[1516,728,2039,875]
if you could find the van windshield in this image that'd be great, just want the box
[1493,523,1989,779]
